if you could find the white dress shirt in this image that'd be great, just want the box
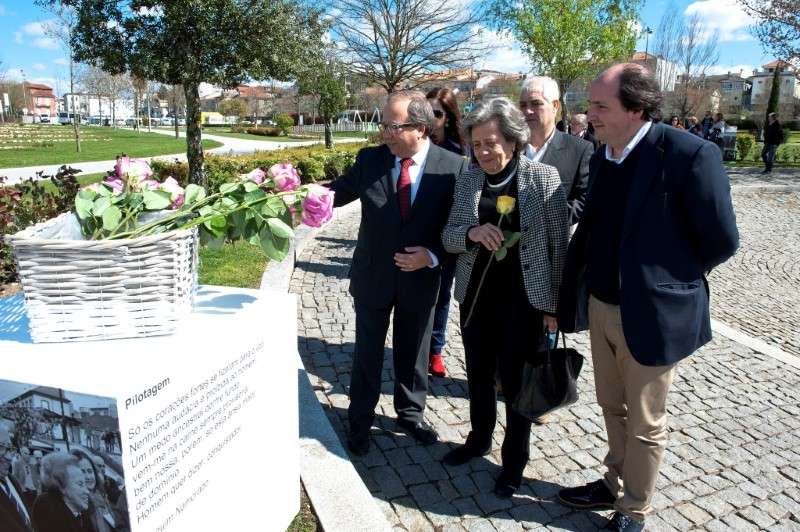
[604,121,652,164]
[2,477,32,524]
[390,139,438,267]
[524,129,556,162]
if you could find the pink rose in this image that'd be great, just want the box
[301,185,334,228]
[104,177,125,194]
[269,163,300,192]
[115,156,153,181]
[240,167,266,184]
[160,177,185,209]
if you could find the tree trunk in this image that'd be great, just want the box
[133,90,139,132]
[146,85,152,132]
[173,92,179,139]
[324,115,333,149]
[558,91,569,132]
[69,54,81,153]
[184,81,205,187]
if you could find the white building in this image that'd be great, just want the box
[632,52,678,92]
[62,93,135,120]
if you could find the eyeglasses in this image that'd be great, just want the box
[379,122,418,133]
[432,110,444,118]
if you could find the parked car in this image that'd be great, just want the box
[58,112,86,125]
[39,114,51,123]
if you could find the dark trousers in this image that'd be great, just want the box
[460,302,542,486]
[348,299,435,436]
[762,144,778,172]
[430,259,457,354]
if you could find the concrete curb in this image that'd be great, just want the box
[731,184,800,193]
[260,201,392,532]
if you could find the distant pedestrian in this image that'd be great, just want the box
[762,113,784,174]
[571,113,599,150]
[687,116,702,137]
[701,111,713,138]
[669,116,684,129]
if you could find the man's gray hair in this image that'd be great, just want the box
[520,76,560,103]
[462,97,530,151]
[386,90,434,136]
[40,452,81,491]
[571,113,588,128]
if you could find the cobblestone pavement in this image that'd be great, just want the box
[726,167,800,188]
[291,185,800,531]
[709,190,800,358]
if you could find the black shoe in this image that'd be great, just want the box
[493,470,520,499]
[346,432,370,456]
[442,443,491,466]
[396,419,438,445]
[603,512,644,531]
[558,479,616,509]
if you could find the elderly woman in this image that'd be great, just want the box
[33,452,98,532]
[441,97,568,497]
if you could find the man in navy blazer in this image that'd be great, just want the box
[557,64,738,531]
[328,91,469,456]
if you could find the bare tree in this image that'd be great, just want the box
[332,0,491,93]
[41,4,81,151]
[654,5,720,118]
[107,73,132,127]
[738,0,799,67]
[0,58,5,123]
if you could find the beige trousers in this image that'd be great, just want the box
[588,296,677,521]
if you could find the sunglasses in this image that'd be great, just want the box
[433,110,444,118]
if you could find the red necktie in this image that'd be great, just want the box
[397,158,413,222]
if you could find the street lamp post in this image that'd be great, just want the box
[644,26,653,58]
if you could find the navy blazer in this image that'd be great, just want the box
[329,143,468,310]
[536,130,593,225]
[558,122,739,366]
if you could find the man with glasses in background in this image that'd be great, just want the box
[328,90,469,456]
[0,426,34,532]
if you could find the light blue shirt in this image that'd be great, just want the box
[390,139,438,267]
[391,138,430,205]
[605,121,652,164]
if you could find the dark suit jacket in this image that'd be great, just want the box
[33,489,98,532]
[329,143,468,310]
[581,131,599,150]
[0,476,33,532]
[558,122,739,366]
[537,130,593,225]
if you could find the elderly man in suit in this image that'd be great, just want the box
[519,76,593,226]
[329,90,469,456]
[570,113,599,150]
[0,427,34,532]
[557,63,739,532]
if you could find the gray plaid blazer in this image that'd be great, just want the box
[442,156,569,314]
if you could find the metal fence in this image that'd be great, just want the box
[292,122,378,135]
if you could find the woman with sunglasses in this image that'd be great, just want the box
[425,87,467,378]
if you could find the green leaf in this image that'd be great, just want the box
[95,184,112,197]
[259,227,290,261]
[101,205,122,232]
[75,196,93,220]
[504,231,522,248]
[243,181,260,192]
[260,202,278,218]
[494,247,508,261]
[267,217,293,239]
[266,195,287,216]
[184,184,206,206]
[143,190,172,210]
[77,188,97,201]
[92,196,112,217]
[244,189,266,203]
[203,214,227,237]
[219,182,240,194]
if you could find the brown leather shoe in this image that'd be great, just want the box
[533,414,550,425]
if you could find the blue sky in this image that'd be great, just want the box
[0,0,774,96]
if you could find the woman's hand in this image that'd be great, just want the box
[468,223,504,251]
[543,315,558,332]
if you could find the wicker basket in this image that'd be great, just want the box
[6,212,198,343]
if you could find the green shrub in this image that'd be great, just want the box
[324,150,357,180]
[151,159,189,186]
[229,124,247,133]
[275,114,294,136]
[246,127,282,136]
[296,156,326,183]
[736,135,754,162]
[0,166,82,283]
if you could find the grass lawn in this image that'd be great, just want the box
[198,240,267,289]
[162,126,370,143]
[0,124,222,169]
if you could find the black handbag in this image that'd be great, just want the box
[512,330,584,421]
